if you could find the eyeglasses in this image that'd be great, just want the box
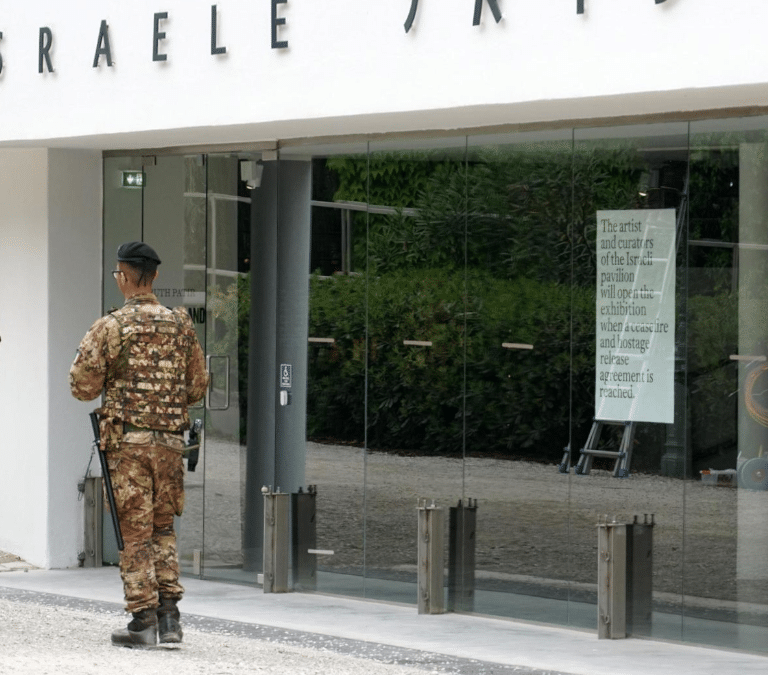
[111,270,124,280]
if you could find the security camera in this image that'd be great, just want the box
[240,160,263,190]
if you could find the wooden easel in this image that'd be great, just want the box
[560,419,636,478]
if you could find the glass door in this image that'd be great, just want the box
[190,154,251,582]
[103,153,254,581]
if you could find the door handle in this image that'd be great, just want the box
[205,355,230,411]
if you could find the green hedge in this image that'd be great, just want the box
[308,268,595,459]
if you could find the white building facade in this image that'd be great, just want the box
[2,0,768,653]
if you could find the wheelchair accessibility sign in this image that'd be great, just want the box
[280,364,292,389]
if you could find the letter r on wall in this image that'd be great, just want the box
[39,26,54,73]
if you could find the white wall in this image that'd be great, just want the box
[0,149,101,568]
[47,150,102,568]
[0,149,51,564]
[0,0,767,149]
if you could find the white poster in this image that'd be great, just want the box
[595,209,676,424]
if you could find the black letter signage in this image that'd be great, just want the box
[153,12,168,62]
[39,27,54,73]
[404,0,419,33]
[93,20,113,68]
[473,0,502,26]
[272,0,288,49]
[0,32,3,76]
[211,5,226,55]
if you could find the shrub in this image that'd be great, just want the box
[307,268,594,460]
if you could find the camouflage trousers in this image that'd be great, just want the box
[106,430,186,614]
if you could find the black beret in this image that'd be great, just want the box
[117,241,162,266]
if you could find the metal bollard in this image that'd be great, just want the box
[597,516,627,638]
[417,499,445,614]
[292,485,317,590]
[597,514,655,639]
[81,477,103,567]
[627,514,654,636]
[263,486,290,593]
[448,499,477,612]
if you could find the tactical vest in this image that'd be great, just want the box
[102,304,196,432]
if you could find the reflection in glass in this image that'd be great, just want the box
[199,155,251,581]
[305,149,368,596]
[102,116,768,654]
[360,141,467,604]
[570,124,689,638]
[685,118,768,651]
[462,132,576,624]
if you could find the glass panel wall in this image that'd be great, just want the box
[463,130,575,624]
[305,144,368,596]
[197,154,251,581]
[363,138,468,604]
[305,120,768,651]
[104,113,768,654]
[305,124,698,635]
[685,117,768,651]
[571,123,689,640]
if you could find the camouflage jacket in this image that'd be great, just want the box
[70,294,209,442]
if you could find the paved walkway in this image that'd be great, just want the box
[0,563,766,674]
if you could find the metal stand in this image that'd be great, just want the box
[572,420,636,477]
[417,499,445,614]
[627,515,654,636]
[262,487,290,593]
[448,499,476,612]
[292,485,317,590]
[597,514,654,639]
[598,517,627,639]
[81,477,103,568]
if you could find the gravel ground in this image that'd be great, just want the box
[0,591,567,675]
[0,597,436,675]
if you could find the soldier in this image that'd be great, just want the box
[70,242,208,648]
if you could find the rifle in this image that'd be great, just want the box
[89,411,124,551]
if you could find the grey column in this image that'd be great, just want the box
[243,159,311,572]
[736,143,768,629]
[243,161,278,571]
[275,160,311,496]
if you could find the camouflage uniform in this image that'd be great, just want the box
[70,293,208,614]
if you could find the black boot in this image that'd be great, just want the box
[157,595,183,644]
[111,608,158,647]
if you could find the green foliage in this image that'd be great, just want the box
[327,153,465,274]
[269,145,740,462]
[309,147,644,457]
[325,147,644,284]
[307,269,594,458]
[688,291,738,374]
[687,291,739,455]
[327,152,458,207]
[689,150,739,272]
